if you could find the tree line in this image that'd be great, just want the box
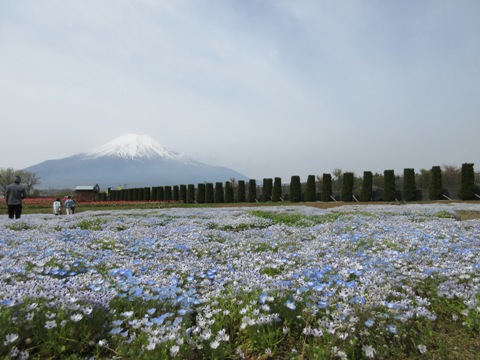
[1,163,478,203]
[103,163,478,203]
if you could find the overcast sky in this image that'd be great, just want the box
[1,0,479,181]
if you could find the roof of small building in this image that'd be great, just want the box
[75,186,96,191]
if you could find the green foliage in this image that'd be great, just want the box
[197,183,206,204]
[143,187,151,201]
[237,180,246,203]
[262,178,273,202]
[321,173,332,202]
[172,185,179,201]
[272,177,282,202]
[77,218,104,230]
[304,175,316,202]
[5,222,33,231]
[459,163,475,200]
[205,183,214,203]
[157,186,164,201]
[250,210,344,226]
[187,184,195,204]
[289,175,302,203]
[341,172,354,202]
[360,171,373,202]
[151,187,158,201]
[403,168,416,201]
[179,185,187,204]
[429,166,443,200]
[225,181,234,203]
[214,182,224,203]
[248,179,257,202]
[163,186,172,201]
[383,169,396,201]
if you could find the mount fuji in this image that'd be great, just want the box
[24,134,249,189]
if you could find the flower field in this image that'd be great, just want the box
[1,203,480,359]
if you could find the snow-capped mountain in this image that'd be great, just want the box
[84,134,178,160]
[24,134,248,189]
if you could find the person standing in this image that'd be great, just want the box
[5,176,27,219]
[53,198,62,216]
[64,196,75,215]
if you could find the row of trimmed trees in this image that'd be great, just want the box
[103,163,478,203]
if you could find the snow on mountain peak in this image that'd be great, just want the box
[85,134,178,160]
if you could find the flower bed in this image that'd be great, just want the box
[1,204,479,359]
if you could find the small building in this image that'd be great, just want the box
[74,184,100,202]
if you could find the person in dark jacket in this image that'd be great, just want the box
[5,176,27,219]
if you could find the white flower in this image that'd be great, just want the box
[417,344,427,354]
[170,345,180,357]
[82,306,93,315]
[4,333,19,345]
[121,311,134,318]
[45,321,57,329]
[71,313,83,322]
[210,340,220,349]
[362,345,376,359]
[98,339,108,347]
[332,346,347,360]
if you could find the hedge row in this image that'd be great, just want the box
[104,163,477,203]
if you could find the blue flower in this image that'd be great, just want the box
[387,324,398,334]
[259,293,268,304]
[285,300,296,310]
[317,300,329,309]
[110,327,123,335]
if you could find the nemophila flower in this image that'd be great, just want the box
[285,299,296,310]
[98,339,108,347]
[121,311,134,318]
[417,344,427,354]
[147,307,156,315]
[82,306,93,315]
[71,313,83,322]
[110,327,123,335]
[45,320,57,329]
[317,300,329,308]
[387,324,398,334]
[332,346,347,360]
[210,340,220,349]
[259,293,268,304]
[4,333,19,345]
[364,319,375,328]
[362,345,376,358]
[170,345,180,357]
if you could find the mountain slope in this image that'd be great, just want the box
[24,134,248,189]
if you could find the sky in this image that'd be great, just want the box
[1,0,479,181]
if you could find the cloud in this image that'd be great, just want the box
[0,0,479,179]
